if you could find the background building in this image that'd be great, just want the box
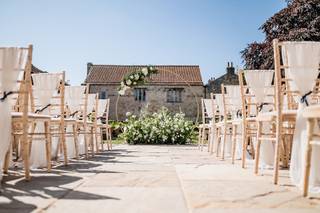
[205,62,239,96]
[84,64,204,121]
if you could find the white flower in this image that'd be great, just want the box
[126,112,132,117]
[142,67,148,76]
[135,74,140,80]
[121,81,125,87]
[133,82,137,85]
[119,89,125,96]
[126,79,132,85]
[130,75,134,79]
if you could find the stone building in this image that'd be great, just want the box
[205,62,239,96]
[84,64,204,121]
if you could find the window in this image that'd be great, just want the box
[99,90,107,99]
[134,88,146,101]
[167,88,183,103]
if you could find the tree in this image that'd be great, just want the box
[241,0,320,69]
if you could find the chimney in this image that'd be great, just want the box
[226,61,235,75]
[87,62,93,75]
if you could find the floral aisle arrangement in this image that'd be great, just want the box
[118,65,158,95]
[120,108,195,144]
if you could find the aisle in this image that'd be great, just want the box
[1,144,320,213]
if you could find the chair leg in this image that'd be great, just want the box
[3,140,12,174]
[44,121,52,172]
[273,123,282,185]
[207,128,211,152]
[90,127,94,157]
[109,128,112,150]
[198,127,202,150]
[100,128,104,152]
[201,128,206,151]
[73,124,79,160]
[231,125,237,164]
[254,121,262,174]
[22,127,31,181]
[303,118,315,197]
[216,129,221,157]
[210,128,215,154]
[94,127,99,153]
[221,126,227,160]
[241,123,247,168]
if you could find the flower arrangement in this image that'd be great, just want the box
[118,65,158,95]
[120,107,195,144]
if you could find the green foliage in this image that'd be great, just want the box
[118,66,158,95]
[241,0,320,69]
[120,108,195,145]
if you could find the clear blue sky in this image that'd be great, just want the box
[0,0,286,85]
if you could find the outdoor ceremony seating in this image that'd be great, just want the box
[219,84,242,161]
[199,96,215,151]
[239,70,276,172]
[1,46,33,180]
[97,98,112,151]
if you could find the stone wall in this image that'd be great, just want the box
[89,84,204,122]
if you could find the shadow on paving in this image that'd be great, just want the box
[0,149,133,212]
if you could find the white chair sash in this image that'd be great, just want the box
[65,86,86,113]
[97,99,108,117]
[203,99,214,119]
[244,70,274,104]
[0,48,28,180]
[282,41,320,192]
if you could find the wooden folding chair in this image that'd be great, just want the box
[1,46,33,180]
[219,84,242,161]
[302,105,320,197]
[97,98,112,151]
[199,96,215,151]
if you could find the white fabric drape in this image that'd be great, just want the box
[244,70,274,104]
[30,74,60,168]
[97,99,108,117]
[0,48,28,180]
[245,70,275,167]
[282,42,320,193]
[214,94,224,115]
[87,94,96,113]
[203,99,214,119]
[225,85,241,116]
[64,86,86,157]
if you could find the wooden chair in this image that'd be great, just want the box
[65,86,87,159]
[302,105,320,197]
[219,84,242,161]
[77,85,98,158]
[1,46,33,180]
[97,98,112,151]
[270,39,320,185]
[199,95,215,151]
[239,70,275,170]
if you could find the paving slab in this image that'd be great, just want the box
[0,144,319,213]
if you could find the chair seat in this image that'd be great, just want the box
[303,105,320,118]
[51,117,77,123]
[246,117,256,122]
[11,112,52,121]
[199,123,211,129]
[257,110,297,122]
[232,118,242,125]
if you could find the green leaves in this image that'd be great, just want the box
[120,107,195,145]
[118,65,158,95]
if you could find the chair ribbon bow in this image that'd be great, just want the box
[0,91,15,102]
[300,91,312,106]
[35,104,51,113]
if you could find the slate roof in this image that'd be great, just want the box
[84,64,203,86]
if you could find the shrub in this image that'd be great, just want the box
[120,108,195,145]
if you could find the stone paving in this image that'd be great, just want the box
[1,144,320,213]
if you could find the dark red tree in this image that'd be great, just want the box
[241,0,320,69]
